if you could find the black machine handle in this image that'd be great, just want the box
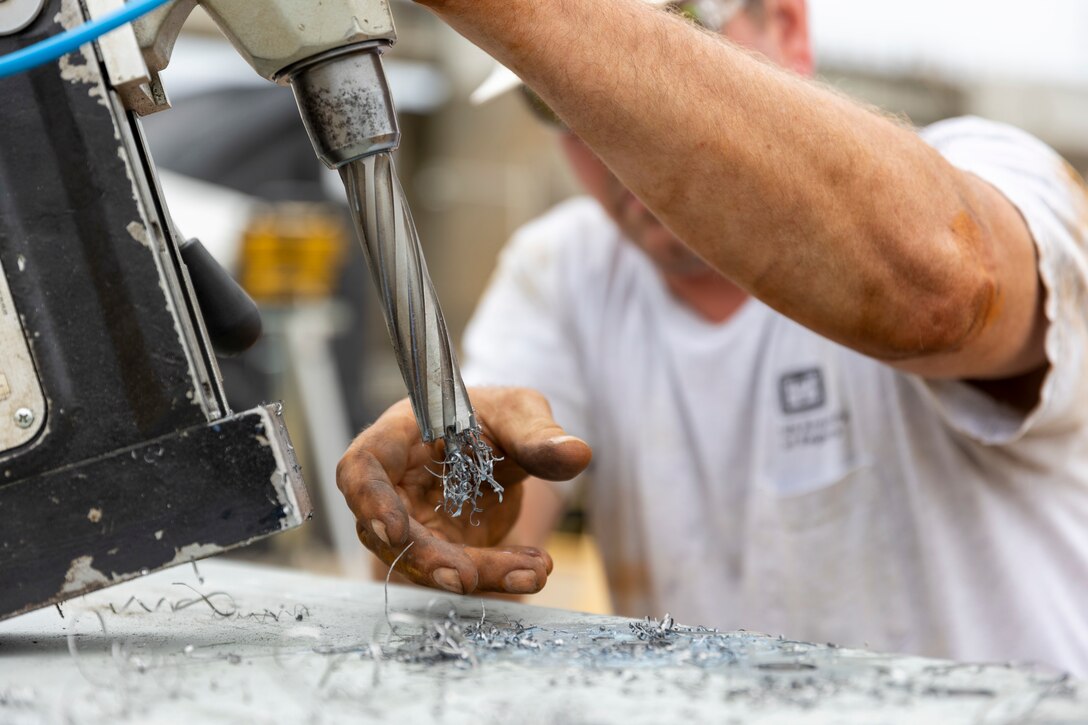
[180,238,262,356]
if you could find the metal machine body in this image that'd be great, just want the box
[0,0,354,620]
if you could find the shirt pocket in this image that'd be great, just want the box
[762,365,862,499]
[759,394,875,534]
[749,464,923,651]
[770,462,877,530]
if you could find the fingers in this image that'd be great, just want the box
[366,519,479,594]
[478,388,593,481]
[467,546,553,594]
[368,518,555,596]
[337,449,411,549]
[337,397,430,550]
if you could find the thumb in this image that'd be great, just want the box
[475,387,592,481]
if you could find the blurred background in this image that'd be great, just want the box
[144,0,1088,615]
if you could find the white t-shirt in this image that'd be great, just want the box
[461,117,1088,675]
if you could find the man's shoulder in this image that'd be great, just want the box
[920,115,1086,242]
[916,117,1088,444]
[920,116,1068,175]
[921,115,1042,144]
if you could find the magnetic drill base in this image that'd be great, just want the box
[0,404,309,622]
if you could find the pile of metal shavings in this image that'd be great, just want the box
[437,427,504,521]
[372,610,759,672]
[347,608,1081,717]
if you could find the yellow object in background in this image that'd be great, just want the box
[240,205,348,303]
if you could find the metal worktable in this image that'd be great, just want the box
[0,560,1083,724]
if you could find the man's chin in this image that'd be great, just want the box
[663,261,721,279]
[621,227,717,277]
[648,246,717,278]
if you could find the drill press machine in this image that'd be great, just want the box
[0,0,407,621]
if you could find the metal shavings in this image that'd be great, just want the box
[191,560,204,585]
[385,540,416,631]
[437,427,504,520]
[63,591,315,696]
[172,583,236,617]
[107,587,309,623]
[367,608,729,672]
[240,605,312,624]
[372,608,483,668]
[65,610,116,688]
[629,613,684,644]
[110,595,199,615]
[359,605,907,709]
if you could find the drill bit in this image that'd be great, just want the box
[340,152,502,519]
[286,47,501,519]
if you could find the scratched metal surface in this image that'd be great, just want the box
[0,560,1084,724]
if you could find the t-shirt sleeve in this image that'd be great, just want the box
[916,117,1088,445]
[461,211,593,492]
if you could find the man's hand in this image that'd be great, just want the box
[337,387,592,595]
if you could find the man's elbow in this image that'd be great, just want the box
[875,257,1001,365]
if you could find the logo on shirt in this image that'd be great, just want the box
[779,368,826,415]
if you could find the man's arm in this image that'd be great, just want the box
[421,0,1045,381]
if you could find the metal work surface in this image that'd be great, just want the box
[0,560,1083,724]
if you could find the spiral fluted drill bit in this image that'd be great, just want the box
[288,46,501,519]
[341,154,502,519]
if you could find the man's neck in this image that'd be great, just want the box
[663,272,750,324]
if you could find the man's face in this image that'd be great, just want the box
[556,1,811,279]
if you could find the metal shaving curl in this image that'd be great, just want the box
[107,587,309,623]
[437,427,504,521]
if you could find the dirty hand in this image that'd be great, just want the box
[337,387,592,595]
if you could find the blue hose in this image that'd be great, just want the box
[0,0,174,80]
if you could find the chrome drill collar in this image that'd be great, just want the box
[286,42,401,169]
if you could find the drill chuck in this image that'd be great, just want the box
[287,44,401,169]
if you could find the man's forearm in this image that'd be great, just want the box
[422,0,1044,378]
